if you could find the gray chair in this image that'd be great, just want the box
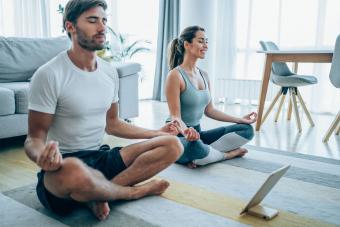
[259,41,318,132]
[323,35,340,142]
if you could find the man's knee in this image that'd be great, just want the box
[45,157,94,191]
[235,124,254,140]
[163,136,184,159]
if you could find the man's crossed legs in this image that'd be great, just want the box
[39,136,183,220]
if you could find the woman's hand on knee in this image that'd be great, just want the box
[183,127,200,141]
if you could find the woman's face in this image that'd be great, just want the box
[185,30,208,59]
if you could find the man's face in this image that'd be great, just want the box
[72,6,107,51]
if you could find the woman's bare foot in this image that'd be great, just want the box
[224,147,248,160]
[132,179,170,199]
[87,201,110,221]
[186,162,198,169]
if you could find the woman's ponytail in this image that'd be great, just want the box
[168,38,184,70]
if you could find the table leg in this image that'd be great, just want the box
[287,62,298,121]
[256,55,273,131]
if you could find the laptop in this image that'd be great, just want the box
[240,165,290,220]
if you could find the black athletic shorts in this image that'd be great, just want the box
[36,144,126,215]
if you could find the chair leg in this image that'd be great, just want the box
[296,89,314,127]
[275,93,286,122]
[287,97,292,120]
[336,124,340,135]
[290,88,302,133]
[262,89,282,124]
[323,111,340,142]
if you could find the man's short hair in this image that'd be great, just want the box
[63,0,107,38]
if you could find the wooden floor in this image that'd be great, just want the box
[0,100,339,192]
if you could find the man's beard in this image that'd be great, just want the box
[75,26,105,51]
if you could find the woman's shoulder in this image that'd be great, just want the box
[168,68,182,79]
[166,68,185,88]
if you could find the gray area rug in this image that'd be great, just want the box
[223,157,340,189]
[3,185,153,227]
[3,184,245,227]
[245,144,340,165]
[4,145,340,226]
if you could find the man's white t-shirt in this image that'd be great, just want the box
[28,50,119,153]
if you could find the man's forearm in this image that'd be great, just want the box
[24,137,45,163]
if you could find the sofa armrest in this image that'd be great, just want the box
[115,62,141,119]
[115,62,141,78]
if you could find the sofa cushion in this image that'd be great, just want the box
[0,82,29,114]
[0,36,70,82]
[0,114,28,138]
[0,87,15,116]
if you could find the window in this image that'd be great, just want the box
[49,0,69,37]
[235,0,340,80]
[115,0,159,99]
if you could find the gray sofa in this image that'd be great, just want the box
[0,36,140,139]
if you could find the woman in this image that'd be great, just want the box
[165,26,257,168]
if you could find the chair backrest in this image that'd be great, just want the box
[259,41,293,76]
[330,35,340,88]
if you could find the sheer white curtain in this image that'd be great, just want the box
[0,0,117,38]
[0,0,51,37]
[213,0,237,99]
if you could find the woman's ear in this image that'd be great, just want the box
[183,40,190,49]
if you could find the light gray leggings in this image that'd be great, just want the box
[176,123,254,165]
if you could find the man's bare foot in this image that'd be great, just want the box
[186,162,198,169]
[133,179,170,199]
[224,147,248,160]
[87,201,110,221]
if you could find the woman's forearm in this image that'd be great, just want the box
[106,119,163,139]
[205,108,241,123]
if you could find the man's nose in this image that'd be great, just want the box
[97,21,106,32]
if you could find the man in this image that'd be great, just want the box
[24,0,183,221]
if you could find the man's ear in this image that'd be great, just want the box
[65,21,76,35]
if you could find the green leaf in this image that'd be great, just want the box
[129,47,151,58]
[126,40,151,54]
[57,4,64,14]
[119,34,125,45]
[107,26,118,38]
[125,40,140,54]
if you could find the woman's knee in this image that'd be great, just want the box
[234,124,254,140]
[178,140,209,161]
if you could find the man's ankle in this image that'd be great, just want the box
[129,186,145,200]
